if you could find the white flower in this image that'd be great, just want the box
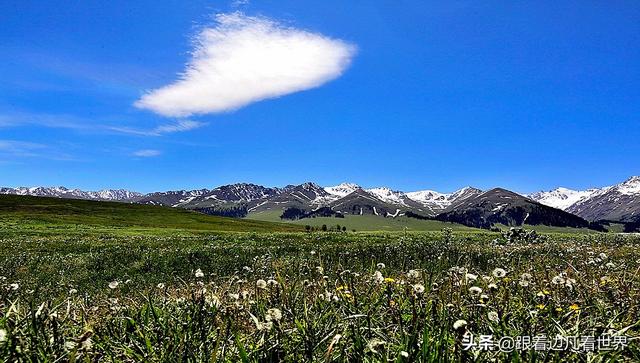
[256,279,267,289]
[0,329,6,343]
[492,268,507,278]
[195,269,204,278]
[453,319,467,331]
[310,250,316,255]
[377,263,386,270]
[413,284,425,294]
[469,286,483,295]
[367,338,386,353]
[373,270,384,284]
[65,340,78,351]
[488,311,499,323]
[407,270,420,279]
[551,275,565,285]
[108,281,119,289]
[265,308,282,322]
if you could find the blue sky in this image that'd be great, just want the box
[1,1,638,193]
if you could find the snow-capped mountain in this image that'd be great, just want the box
[528,187,600,211]
[529,176,640,222]
[0,186,142,201]
[406,186,483,214]
[325,183,361,198]
[567,176,640,222]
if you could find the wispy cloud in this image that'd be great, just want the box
[0,112,206,137]
[132,149,162,157]
[0,139,74,161]
[135,12,356,117]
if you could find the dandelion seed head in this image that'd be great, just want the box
[413,284,425,294]
[488,311,499,323]
[453,319,467,331]
[195,269,205,278]
[265,308,282,322]
[492,268,507,278]
[256,279,267,289]
[407,269,420,279]
[469,286,483,295]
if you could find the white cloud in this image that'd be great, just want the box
[132,149,162,157]
[108,120,206,136]
[135,12,356,117]
[152,120,206,134]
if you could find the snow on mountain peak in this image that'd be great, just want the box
[617,176,640,195]
[366,187,407,205]
[324,183,360,197]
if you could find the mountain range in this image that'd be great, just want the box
[2,176,639,231]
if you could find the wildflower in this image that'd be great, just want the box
[377,262,386,270]
[413,284,425,294]
[407,269,420,279]
[0,329,6,343]
[551,275,565,285]
[453,319,467,331]
[108,281,119,289]
[265,308,283,322]
[537,304,545,310]
[195,269,204,278]
[384,277,395,283]
[374,270,384,284]
[488,311,499,323]
[570,304,580,311]
[367,338,386,353]
[157,283,165,289]
[492,268,507,278]
[555,307,563,312]
[469,286,483,295]
[256,279,267,289]
[310,250,316,255]
[65,341,78,351]
[465,273,478,282]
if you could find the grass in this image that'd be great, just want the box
[0,194,302,235]
[0,196,639,361]
[247,211,479,231]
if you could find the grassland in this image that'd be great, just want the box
[1,196,639,361]
[247,210,477,231]
[0,194,302,235]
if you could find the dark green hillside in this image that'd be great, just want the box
[0,194,302,234]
